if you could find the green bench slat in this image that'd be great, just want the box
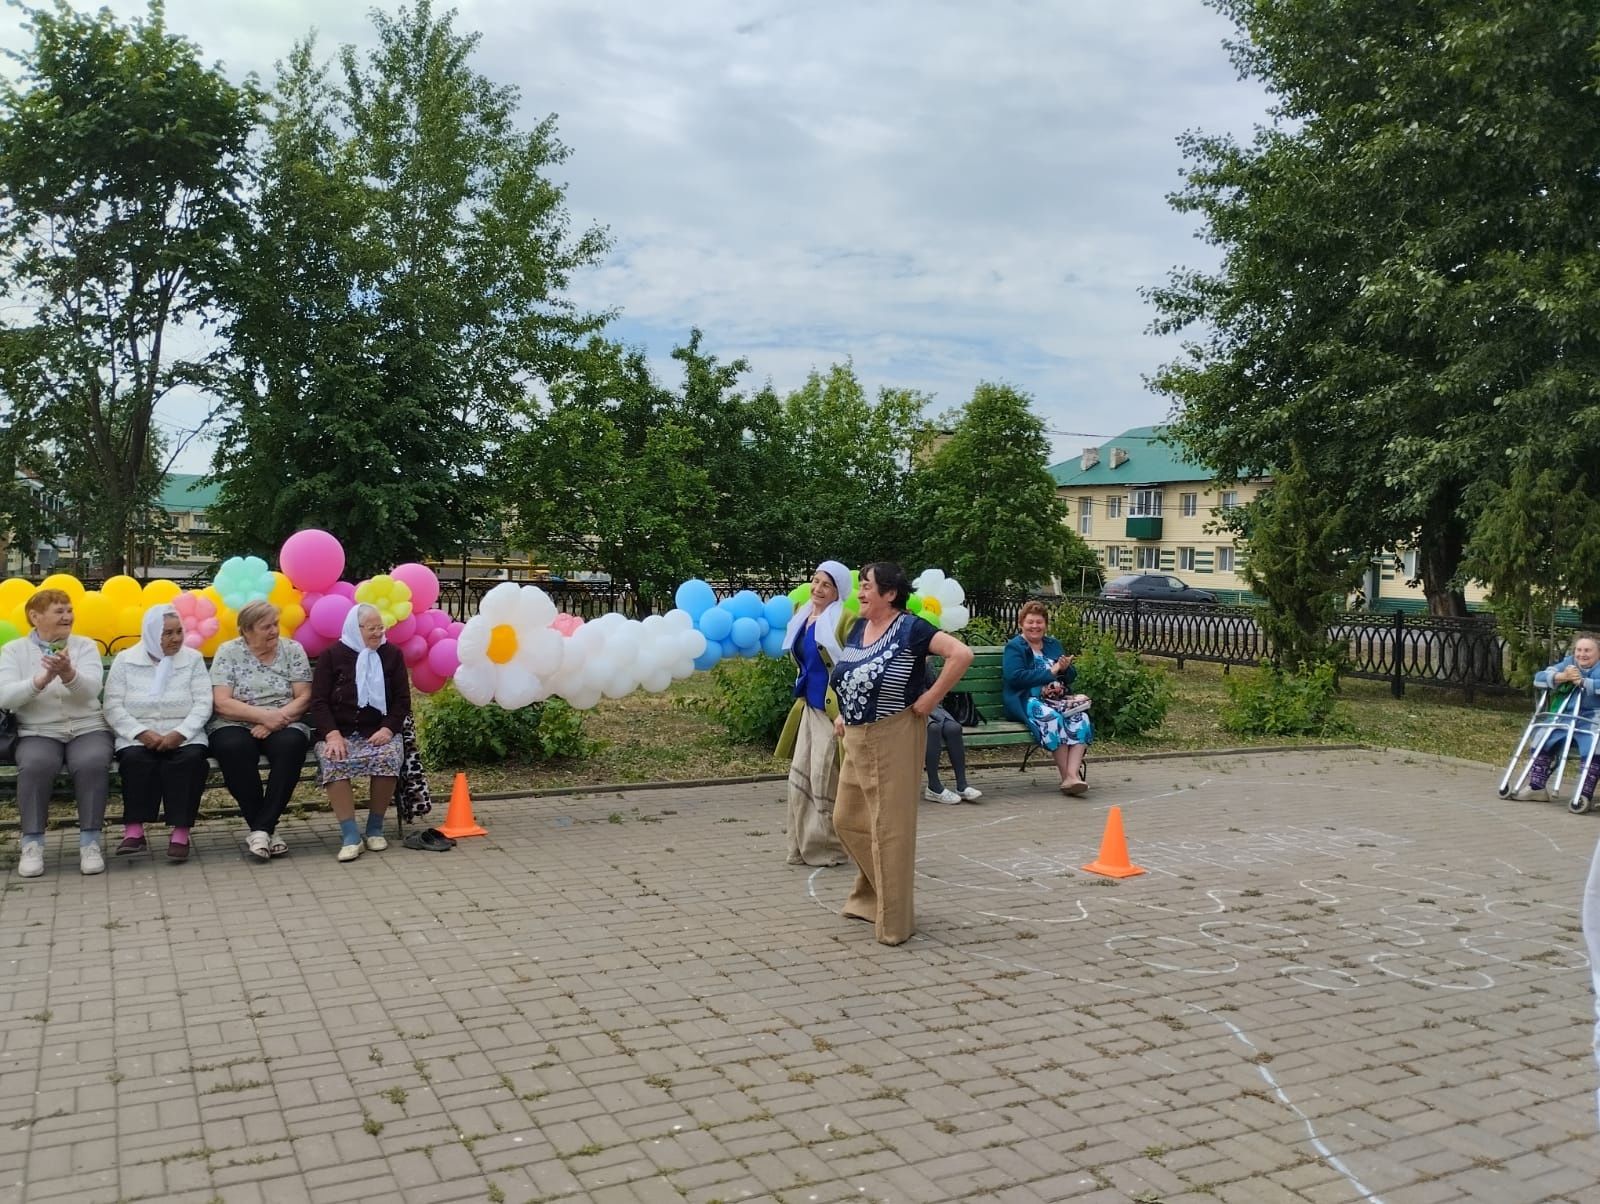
[934,645,1035,747]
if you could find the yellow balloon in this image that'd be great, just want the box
[268,571,299,607]
[921,596,943,618]
[101,574,142,606]
[73,592,115,645]
[279,603,305,634]
[39,573,85,598]
[0,578,35,609]
[3,603,26,634]
[115,604,146,644]
[141,579,182,606]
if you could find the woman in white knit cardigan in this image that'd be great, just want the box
[103,605,213,862]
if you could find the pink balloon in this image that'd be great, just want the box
[401,635,428,664]
[410,662,447,694]
[425,627,447,647]
[447,621,465,638]
[391,563,441,613]
[387,615,417,644]
[279,529,345,593]
[426,638,459,678]
[183,631,203,649]
[294,623,333,656]
[309,594,353,640]
[198,618,220,638]
[328,581,356,601]
[551,613,584,637]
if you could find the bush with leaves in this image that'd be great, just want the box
[960,614,1010,647]
[1072,634,1171,739]
[417,684,596,768]
[690,655,799,746]
[1047,602,1095,657]
[1221,661,1350,737]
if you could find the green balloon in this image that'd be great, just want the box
[789,583,811,608]
[907,595,923,614]
[0,620,18,647]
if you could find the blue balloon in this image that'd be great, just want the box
[692,642,723,672]
[699,607,733,642]
[764,595,794,628]
[730,616,760,649]
[760,628,787,658]
[756,617,770,638]
[727,590,763,619]
[720,638,737,658]
[675,578,718,620]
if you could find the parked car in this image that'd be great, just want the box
[1099,572,1217,605]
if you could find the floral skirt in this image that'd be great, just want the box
[316,732,405,787]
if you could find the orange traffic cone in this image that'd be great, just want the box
[1082,805,1146,878]
[436,772,487,839]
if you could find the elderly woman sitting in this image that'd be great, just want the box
[103,605,214,862]
[0,588,113,877]
[309,604,411,862]
[208,600,313,860]
[1002,600,1088,795]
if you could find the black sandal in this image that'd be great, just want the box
[403,828,456,852]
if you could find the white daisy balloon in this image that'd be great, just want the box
[454,583,564,708]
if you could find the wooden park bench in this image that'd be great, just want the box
[938,645,1042,768]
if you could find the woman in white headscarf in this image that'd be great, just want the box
[308,603,411,863]
[774,560,853,867]
[102,604,214,862]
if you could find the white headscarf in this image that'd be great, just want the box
[140,604,181,699]
[781,560,851,663]
[339,604,388,715]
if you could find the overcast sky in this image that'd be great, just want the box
[2,0,1272,472]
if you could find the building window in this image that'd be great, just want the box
[1219,490,1238,512]
[1078,498,1092,535]
[1217,546,1235,573]
[1104,545,1122,567]
[1136,546,1160,569]
[1130,488,1163,517]
[1178,547,1195,571]
[1105,496,1123,519]
[1180,492,1198,517]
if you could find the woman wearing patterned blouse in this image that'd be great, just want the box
[829,562,973,945]
[209,600,313,861]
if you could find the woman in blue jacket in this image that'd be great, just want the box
[1522,633,1600,807]
[1003,600,1087,794]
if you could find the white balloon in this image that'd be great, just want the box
[497,671,543,711]
[943,604,970,631]
[607,623,642,666]
[478,581,522,622]
[562,685,603,710]
[523,628,563,677]
[680,629,707,659]
[456,614,491,661]
[452,661,497,706]
[663,608,693,632]
[601,669,637,699]
[937,579,966,607]
[520,585,558,630]
[640,668,673,692]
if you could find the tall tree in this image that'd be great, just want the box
[211,1,609,576]
[911,382,1091,598]
[0,0,256,572]
[1148,1,1600,616]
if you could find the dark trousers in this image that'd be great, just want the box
[116,743,209,827]
[925,715,969,791]
[209,725,308,835]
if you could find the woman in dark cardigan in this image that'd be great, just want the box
[309,604,411,862]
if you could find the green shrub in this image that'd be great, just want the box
[1072,634,1171,739]
[1222,661,1350,737]
[960,614,1009,647]
[693,655,798,746]
[1047,602,1092,657]
[416,684,596,768]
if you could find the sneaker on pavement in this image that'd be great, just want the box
[923,787,962,804]
[364,834,389,852]
[246,830,271,861]
[337,841,364,863]
[958,786,984,802]
[80,843,105,875]
[19,844,44,878]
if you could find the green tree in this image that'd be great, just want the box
[1236,445,1363,670]
[0,0,257,572]
[211,2,608,576]
[1148,1,1600,617]
[503,338,715,611]
[912,382,1093,598]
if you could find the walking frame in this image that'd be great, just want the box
[1498,685,1600,814]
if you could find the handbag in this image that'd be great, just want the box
[0,710,16,765]
[945,691,983,728]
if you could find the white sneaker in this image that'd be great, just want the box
[80,843,105,876]
[923,787,962,805]
[959,786,984,802]
[246,830,271,861]
[337,841,364,863]
[364,834,389,852]
[18,844,44,878]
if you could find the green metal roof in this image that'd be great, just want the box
[158,473,221,511]
[1048,425,1215,487]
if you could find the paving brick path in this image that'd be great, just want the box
[2,749,1598,1203]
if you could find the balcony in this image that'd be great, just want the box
[1125,515,1163,541]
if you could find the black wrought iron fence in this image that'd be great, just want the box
[970,592,1559,698]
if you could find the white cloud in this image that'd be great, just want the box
[3,0,1271,467]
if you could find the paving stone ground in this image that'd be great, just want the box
[2,748,1599,1204]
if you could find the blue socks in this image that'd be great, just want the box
[79,829,100,849]
[365,812,386,838]
[339,819,361,845]
[21,834,43,851]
